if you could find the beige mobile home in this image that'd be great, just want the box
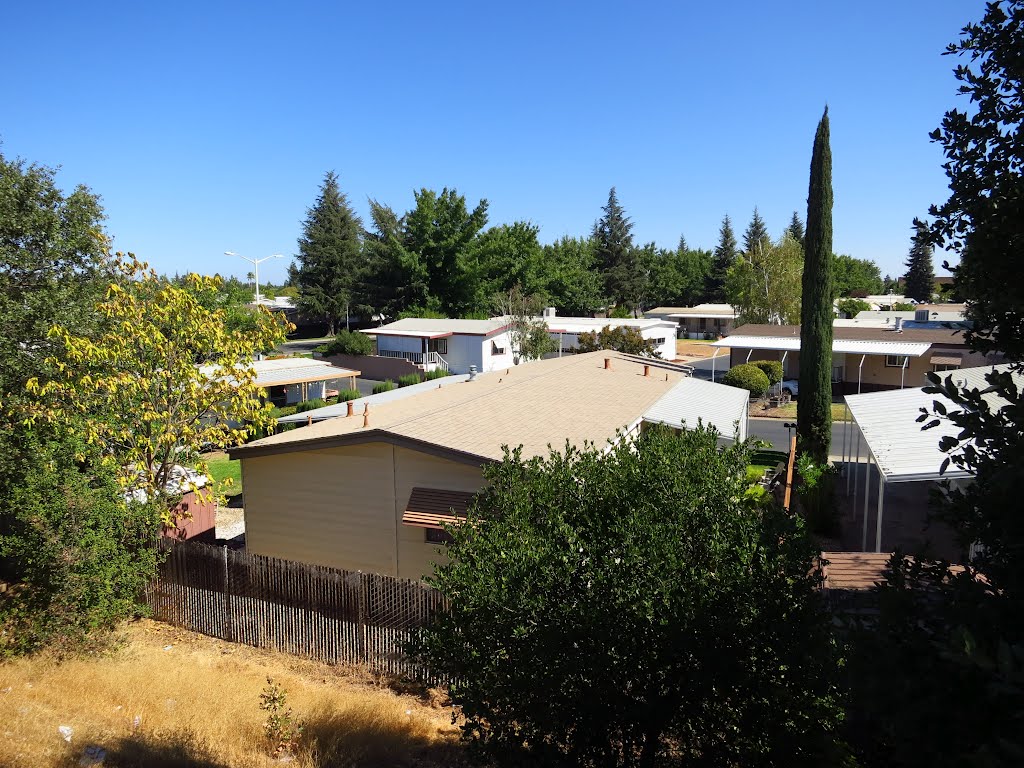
[230,352,748,580]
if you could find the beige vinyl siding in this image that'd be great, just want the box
[242,443,398,574]
[392,447,485,580]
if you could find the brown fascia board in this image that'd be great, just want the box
[228,429,492,468]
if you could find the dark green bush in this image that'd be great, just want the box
[723,363,771,397]
[372,380,397,394]
[424,369,451,381]
[295,398,327,413]
[397,373,422,388]
[320,330,373,357]
[336,388,361,402]
[751,360,784,385]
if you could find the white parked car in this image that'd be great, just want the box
[780,379,799,397]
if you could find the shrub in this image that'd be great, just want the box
[397,373,422,388]
[892,302,915,311]
[320,330,373,357]
[295,398,327,413]
[723,363,771,397]
[372,380,396,394]
[423,369,451,381]
[336,388,361,401]
[751,360,783,385]
[837,297,871,318]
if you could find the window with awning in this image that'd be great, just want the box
[402,487,476,529]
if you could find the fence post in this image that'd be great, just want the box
[357,572,367,665]
[222,545,233,642]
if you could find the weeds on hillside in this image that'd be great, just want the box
[260,677,304,759]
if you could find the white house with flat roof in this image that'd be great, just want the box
[362,318,515,375]
[645,304,737,339]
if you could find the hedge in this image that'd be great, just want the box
[751,360,783,385]
[397,373,422,388]
[723,364,771,398]
[372,380,397,394]
[336,388,361,402]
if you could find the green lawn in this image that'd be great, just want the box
[770,402,851,422]
[204,453,242,496]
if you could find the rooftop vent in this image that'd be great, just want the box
[468,364,478,382]
[895,317,904,333]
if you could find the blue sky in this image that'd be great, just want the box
[2,0,981,286]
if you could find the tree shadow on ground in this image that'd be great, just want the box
[84,731,227,768]
[299,703,473,767]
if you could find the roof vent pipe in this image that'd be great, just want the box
[895,317,904,333]
[363,403,370,428]
[604,357,611,370]
[347,400,354,417]
[644,364,651,377]
[468,364,477,382]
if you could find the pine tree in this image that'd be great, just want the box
[787,211,805,244]
[593,187,640,313]
[903,221,935,303]
[677,233,688,253]
[705,215,737,303]
[743,207,770,254]
[294,171,363,335]
[797,107,835,466]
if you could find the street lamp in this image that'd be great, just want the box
[224,251,283,304]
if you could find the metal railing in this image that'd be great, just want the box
[377,349,449,372]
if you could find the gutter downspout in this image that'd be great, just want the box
[900,356,909,389]
[857,354,866,394]
[779,350,789,395]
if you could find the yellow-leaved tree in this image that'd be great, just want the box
[26,255,291,521]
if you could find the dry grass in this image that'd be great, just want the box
[0,620,465,768]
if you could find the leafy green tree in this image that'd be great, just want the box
[798,106,835,465]
[415,425,845,767]
[293,171,363,335]
[0,151,108,412]
[725,233,803,324]
[743,206,771,255]
[576,325,658,357]
[540,236,603,316]
[0,432,161,655]
[903,221,935,303]
[26,257,290,519]
[724,363,771,397]
[837,298,872,317]
[845,7,1024,764]
[646,243,712,308]
[493,286,556,362]
[405,187,489,316]
[833,254,884,297]
[593,187,642,314]
[361,198,430,321]
[706,214,738,302]
[473,221,547,308]
[788,211,806,244]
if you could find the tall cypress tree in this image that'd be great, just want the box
[705,215,737,302]
[787,211,806,245]
[294,171,363,335]
[903,221,935,302]
[593,187,639,312]
[743,207,770,254]
[797,107,834,465]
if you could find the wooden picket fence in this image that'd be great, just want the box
[145,540,448,682]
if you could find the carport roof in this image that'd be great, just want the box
[713,335,932,357]
[642,376,749,440]
[844,364,1020,483]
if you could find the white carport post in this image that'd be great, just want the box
[558,332,563,358]
[900,356,909,389]
[746,349,753,363]
[857,354,867,394]
[875,476,887,552]
[710,348,723,382]
[778,350,789,396]
[842,402,851,485]
[851,425,861,501]
[861,452,873,551]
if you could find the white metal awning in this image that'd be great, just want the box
[360,329,454,339]
[713,336,932,357]
[845,387,972,483]
[643,377,749,441]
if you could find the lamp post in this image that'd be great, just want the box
[224,251,283,303]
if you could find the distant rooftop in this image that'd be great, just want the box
[362,317,510,337]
